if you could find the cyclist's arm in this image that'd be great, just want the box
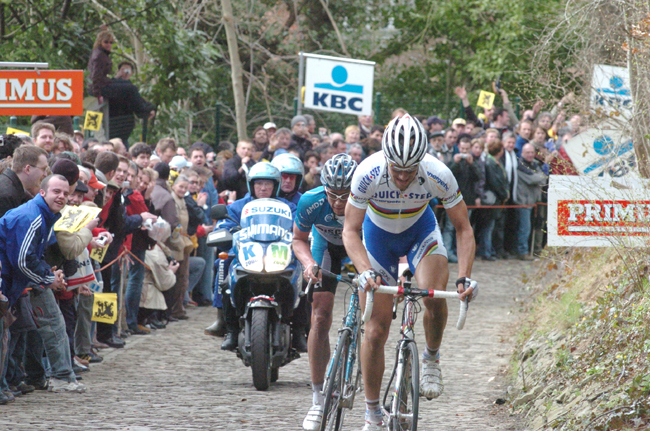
[343,203,371,274]
[446,200,475,298]
[292,222,317,273]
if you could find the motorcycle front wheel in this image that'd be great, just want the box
[251,308,272,390]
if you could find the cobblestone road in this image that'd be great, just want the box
[1,260,527,430]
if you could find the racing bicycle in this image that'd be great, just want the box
[362,270,478,431]
[306,265,364,431]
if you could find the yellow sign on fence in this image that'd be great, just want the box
[477,90,496,110]
[84,110,103,131]
[91,293,117,324]
[54,206,101,233]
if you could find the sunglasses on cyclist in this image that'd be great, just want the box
[387,161,419,173]
[325,188,350,202]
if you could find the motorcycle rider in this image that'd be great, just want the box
[293,154,359,431]
[271,153,309,352]
[217,162,298,351]
[271,153,303,206]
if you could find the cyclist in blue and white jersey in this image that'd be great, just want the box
[342,114,476,431]
[292,154,358,431]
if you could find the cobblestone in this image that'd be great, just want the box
[1,259,526,430]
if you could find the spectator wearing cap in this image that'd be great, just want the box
[263,122,277,139]
[288,115,312,160]
[169,155,192,185]
[358,113,374,139]
[95,158,157,348]
[427,131,451,164]
[221,140,256,200]
[48,162,104,371]
[427,116,446,133]
[85,169,106,203]
[451,118,466,134]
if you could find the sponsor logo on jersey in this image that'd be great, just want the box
[358,165,382,194]
[426,171,450,192]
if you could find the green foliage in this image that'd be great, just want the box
[0,0,570,144]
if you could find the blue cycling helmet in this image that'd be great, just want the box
[247,162,281,198]
[321,153,357,190]
[271,153,304,192]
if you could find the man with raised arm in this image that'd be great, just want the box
[342,114,476,431]
[293,154,358,431]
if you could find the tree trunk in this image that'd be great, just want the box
[221,0,247,141]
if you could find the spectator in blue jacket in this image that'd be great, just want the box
[0,174,86,394]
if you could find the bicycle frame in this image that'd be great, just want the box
[323,276,363,409]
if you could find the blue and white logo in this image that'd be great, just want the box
[304,54,375,116]
[315,66,363,94]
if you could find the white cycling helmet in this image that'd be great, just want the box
[321,153,357,190]
[382,113,427,168]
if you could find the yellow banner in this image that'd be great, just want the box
[54,206,101,233]
[6,127,29,136]
[477,90,496,110]
[91,293,117,324]
[84,110,103,131]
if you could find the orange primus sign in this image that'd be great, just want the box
[0,70,84,116]
[557,200,650,236]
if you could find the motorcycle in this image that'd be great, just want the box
[207,198,303,390]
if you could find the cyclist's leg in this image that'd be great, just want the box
[407,215,450,351]
[308,241,344,388]
[359,220,401,404]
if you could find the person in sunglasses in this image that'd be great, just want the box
[342,114,476,431]
[293,153,358,431]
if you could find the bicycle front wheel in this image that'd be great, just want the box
[390,341,419,431]
[320,329,351,431]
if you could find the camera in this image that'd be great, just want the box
[460,153,470,159]
[96,236,108,247]
[142,218,154,230]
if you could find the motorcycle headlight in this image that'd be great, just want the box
[237,242,264,272]
[264,242,292,273]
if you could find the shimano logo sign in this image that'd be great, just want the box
[303,53,375,116]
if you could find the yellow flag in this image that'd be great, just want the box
[90,245,108,263]
[91,293,118,324]
[54,206,101,233]
[84,111,103,131]
[477,90,496,110]
[6,127,29,136]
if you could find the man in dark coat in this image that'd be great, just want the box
[221,140,255,200]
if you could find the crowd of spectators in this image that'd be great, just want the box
[0,43,583,403]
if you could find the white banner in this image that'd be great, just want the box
[303,53,375,116]
[562,121,637,178]
[548,175,650,247]
[591,64,632,119]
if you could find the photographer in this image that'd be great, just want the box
[442,137,480,263]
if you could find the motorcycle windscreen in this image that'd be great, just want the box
[239,198,294,242]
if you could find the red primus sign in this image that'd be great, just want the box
[557,200,650,236]
[0,70,84,116]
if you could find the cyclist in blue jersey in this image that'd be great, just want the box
[216,162,297,351]
[272,152,309,351]
[293,154,358,431]
[342,114,476,431]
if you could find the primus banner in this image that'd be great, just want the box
[548,175,650,247]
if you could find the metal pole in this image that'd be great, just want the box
[293,97,298,117]
[297,52,304,115]
[118,255,128,336]
[9,116,16,127]
[0,61,48,69]
[73,116,80,130]
[374,92,382,126]
[215,102,222,148]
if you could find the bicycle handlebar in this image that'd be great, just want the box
[362,279,478,330]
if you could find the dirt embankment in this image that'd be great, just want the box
[507,248,650,430]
